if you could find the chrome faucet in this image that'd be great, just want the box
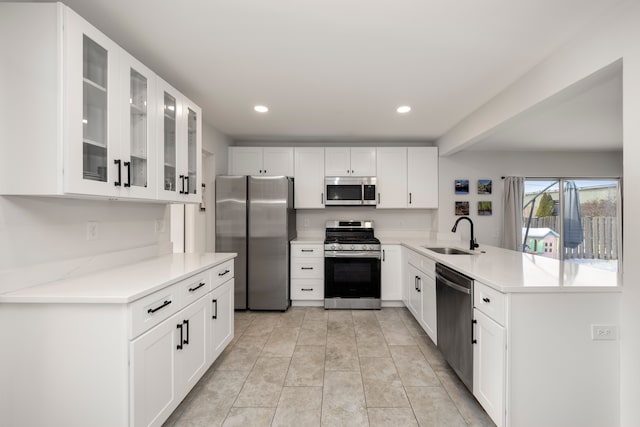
[451,216,479,251]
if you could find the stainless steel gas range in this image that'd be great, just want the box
[324,220,381,309]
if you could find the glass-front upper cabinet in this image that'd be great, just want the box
[184,101,202,201]
[64,7,119,197]
[121,53,156,199]
[157,78,180,201]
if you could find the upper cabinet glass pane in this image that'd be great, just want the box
[163,92,177,192]
[82,35,108,182]
[130,68,148,188]
[187,108,197,195]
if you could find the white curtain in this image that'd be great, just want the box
[502,176,524,251]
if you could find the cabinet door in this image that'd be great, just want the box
[130,313,180,427]
[325,147,351,176]
[157,78,182,201]
[63,7,120,197]
[406,264,422,318]
[294,148,325,208]
[376,147,407,208]
[420,272,437,344]
[176,295,209,396]
[120,52,157,199]
[350,147,376,176]
[228,147,263,175]
[209,279,234,363]
[473,308,506,427]
[263,147,294,176]
[407,147,438,208]
[181,98,202,203]
[381,245,403,300]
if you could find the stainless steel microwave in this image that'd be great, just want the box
[324,177,377,206]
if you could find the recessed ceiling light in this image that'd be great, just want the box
[254,105,269,113]
[397,106,411,114]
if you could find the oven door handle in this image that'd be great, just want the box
[437,275,471,295]
[325,251,381,259]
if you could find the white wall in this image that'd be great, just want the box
[297,208,434,239]
[0,197,168,293]
[437,151,623,247]
[435,1,640,423]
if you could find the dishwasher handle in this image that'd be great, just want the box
[437,274,471,295]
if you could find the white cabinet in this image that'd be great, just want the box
[157,79,202,203]
[294,148,325,209]
[404,248,437,343]
[325,147,376,176]
[407,147,438,208]
[473,308,506,427]
[209,278,234,363]
[0,3,201,203]
[381,245,403,301]
[376,147,407,208]
[228,147,294,176]
[130,310,180,427]
[290,243,324,302]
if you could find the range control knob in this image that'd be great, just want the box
[332,244,338,250]
[351,245,355,250]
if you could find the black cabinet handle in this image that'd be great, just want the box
[409,192,412,204]
[378,193,381,205]
[259,169,263,174]
[147,300,171,314]
[301,288,314,291]
[123,161,131,187]
[183,319,189,345]
[482,297,491,303]
[301,249,314,253]
[264,170,267,174]
[189,282,206,293]
[417,277,421,292]
[415,276,418,291]
[114,159,122,186]
[218,269,230,277]
[185,176,190,194]
[179,175,185,194]
[301,267,313,270]
[472,319,478,344]
[212,299,218,319]
[177,323,184,350]
[382,249,386,262]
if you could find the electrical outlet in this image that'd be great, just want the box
[155,219,166,233]
[591,324,618,341]
[86,221,99,241]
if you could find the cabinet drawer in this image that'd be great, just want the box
[179,271,211,309]
[406,249,435,278]
[474,281,505,326]
[129,283,181,339]
[291,258,324,279]
[292,244,324,258]
[291,279,324,300]
[212,260,234,289]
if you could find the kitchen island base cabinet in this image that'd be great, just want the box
[0,257,235,427]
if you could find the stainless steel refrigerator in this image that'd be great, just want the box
[215,176,296,310]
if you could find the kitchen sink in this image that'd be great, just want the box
[424,247,476,255]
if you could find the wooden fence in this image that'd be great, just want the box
[523,216,618,260]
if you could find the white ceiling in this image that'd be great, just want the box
[18,0,626,145]
[468,61,623,151]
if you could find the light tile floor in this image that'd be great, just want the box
[163,307,495,427]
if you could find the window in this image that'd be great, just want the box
[523,178,621,272]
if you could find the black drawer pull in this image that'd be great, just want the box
[301,288,314,291]
[147,300,171,314]
[301,267,314,270]
[177,323,184,350]
[123,161,131,188]
[114,159,122,187]
[218,269,230,277]
[301,249,314,253]
[212,299,218,319]
[482,297,491,303]
[189,282,206,292]
[183,319,189,345]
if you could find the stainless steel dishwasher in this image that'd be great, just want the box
[436,263,474,392]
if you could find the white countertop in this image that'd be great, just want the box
[0,252,237,304]
[401,239,621,293]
